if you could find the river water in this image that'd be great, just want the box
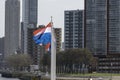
[0,74,20,80]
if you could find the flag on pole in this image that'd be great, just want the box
[33,20,56,80]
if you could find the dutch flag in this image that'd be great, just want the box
[33,22,52,51]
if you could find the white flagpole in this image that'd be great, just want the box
[51,16,56,80]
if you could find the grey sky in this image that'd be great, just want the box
[0,0,84,38]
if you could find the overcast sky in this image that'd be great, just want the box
[0,0,84,38]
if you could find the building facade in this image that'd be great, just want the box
[85,0,120,72]
[4,0,20,57]
[85,0,120,56]
[64,10,84,49]
[21,0,38,54]
[0,37,4,60]
[0,37,4,68]
[54,28,62,52]
[108,0,120,54]
[61,42,65,51]
[21,0,38,64]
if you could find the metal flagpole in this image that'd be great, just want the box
[51,16,56,80]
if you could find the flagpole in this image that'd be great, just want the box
[51,16,56,80]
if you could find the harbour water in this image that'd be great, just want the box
[0,74,20,80]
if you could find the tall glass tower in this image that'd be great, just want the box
[22,0,38,54]
[22,0,37,25]
[85,0,120,56]
[4,0,20,57]
[108,0,120,54]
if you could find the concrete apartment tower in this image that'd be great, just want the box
[4,0,20,57]
[64,10,84,49]
[54,28,62,52]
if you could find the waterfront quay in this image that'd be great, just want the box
[1,71,120,80]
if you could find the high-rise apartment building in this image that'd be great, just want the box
[64,10,84,49]
[85,0,120,72]
[4,0,20,57]
[54,28,62,52]
[22,0,38,54]
[85,0,107,56]
[85,0,120,56]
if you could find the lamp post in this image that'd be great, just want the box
[0,53,2,69]
[110,63,113,80]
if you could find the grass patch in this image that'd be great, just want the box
[59,72,120,77]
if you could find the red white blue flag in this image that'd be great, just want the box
[33,22,52,51]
